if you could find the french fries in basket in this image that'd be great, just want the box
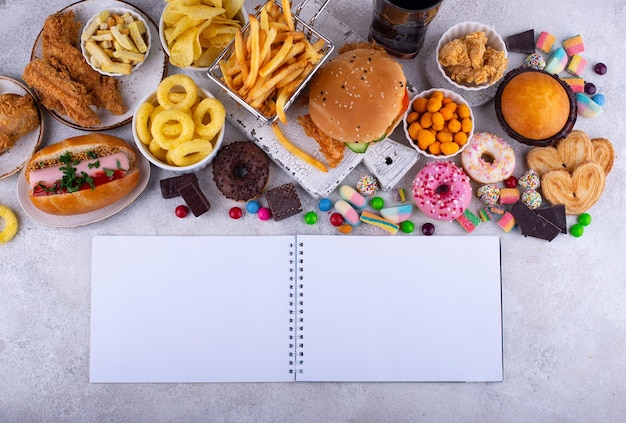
[216,0,331,124]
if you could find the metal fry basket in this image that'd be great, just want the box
[207,0,334,125]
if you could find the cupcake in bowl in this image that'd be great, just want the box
[494,68,577,147]
[159,2,247,72]
[81,8,151,76]
[132,74,225,174]
[434,21,508,106]
[403,88,474,159]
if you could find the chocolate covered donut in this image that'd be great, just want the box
[212,141,270,201]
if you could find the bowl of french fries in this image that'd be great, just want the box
[80,8,151,76]
[159,0,247,72]
[207,0,334,125]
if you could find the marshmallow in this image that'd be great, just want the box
[338,184,367,210]
[334,200,361,226]
[566,54,588,77]
[379,204,413,224]
[536,31,556,53]
[544,47,568,74]
[576,93,603,118]
[562,77,585,93]
[562,34,585,56]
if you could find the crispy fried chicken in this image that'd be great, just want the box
[0,93,40,155]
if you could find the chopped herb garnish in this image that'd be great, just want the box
[88,160,100,169]
[103,168,115,178]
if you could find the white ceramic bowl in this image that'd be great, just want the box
[159,5,247,72]
[81,8,151,77]
[403,88,475,160]
[132,86,225,174]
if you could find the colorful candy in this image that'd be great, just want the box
[318,197,332,212]
[257,207,272,220]
[536,31,556,53]
[228,206,243,219]
[497,211,516,232]
[521,189,542,209]
[337,223,353,234]
[522,53,546,70]
[487,204,507,218]
[518,169,541,190]
[562,34,585,56]
[339,184,367,210]
[594,62,607,75]
[562,77,585,93]
[393,188,406,203]
[544,47,568,74]
[477,184,500,206]
[334,199,360,226]
[592,93,606,106]
[479,209,491,222]
[379,204,413,224]
[304,211,318,224]
[584,82,596,95]
[569,223,584,237]
[578,212,592,226]
[456,209,481,233]
[576,93,603,118]
[399,220,415,234]
[566,54,588,77]
[329,212,344,226]
[370,196,385,210]
[421,222,435,236]
[360,211,399,234]
[246,200,261,214]
[499,187,521,205]
[355,174,379,197]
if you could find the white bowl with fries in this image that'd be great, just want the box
[80,7,151,77]
[159,0,248,72]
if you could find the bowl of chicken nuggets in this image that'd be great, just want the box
[159,0,247,72]
[81,8,151,76]
[436,22,508,103]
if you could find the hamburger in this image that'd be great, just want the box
[299,44,409,166]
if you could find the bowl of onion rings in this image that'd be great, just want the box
[132,73,226,173]
[159,0,247,72]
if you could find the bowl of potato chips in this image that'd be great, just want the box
[159,0,247,72]
[132,74,226,173]
[81,8,151,76]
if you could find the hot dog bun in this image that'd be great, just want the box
[26,133,140,215]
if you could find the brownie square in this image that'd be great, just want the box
[265,183,303,221]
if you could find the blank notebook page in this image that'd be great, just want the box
[297,235,503,382]
[90,235,294,383]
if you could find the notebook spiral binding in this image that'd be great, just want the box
[288,241,305,374]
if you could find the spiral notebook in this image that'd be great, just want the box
[90,235,503,383]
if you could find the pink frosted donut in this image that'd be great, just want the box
[461,132,516,183]
[412,161,472,221]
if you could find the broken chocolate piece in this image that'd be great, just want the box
[178,182,211,217]
[510,201,561,241]
[160,173,198,199]
[506,29,535,54]
[535,204,567,234]
[265,182,303,221]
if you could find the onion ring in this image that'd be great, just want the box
[149,139,169,162]
[135,102,155,145]
[193,97,226,139]
[156,74,198,111]
[150,109,195,150]
[0,205,18,244]
[166,139,214,167]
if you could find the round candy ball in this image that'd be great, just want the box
[477,184,500,206]
[229,206,243,219]
[318,198,332,212]
[578,213,592,226]
[594,62,607,75]
[175,205,189,218]
[329,212,344,227]
[569,223,584,237]
[400,220,415,234]
[421,222,435,236]
[504,175,518,188]
[522,53,546,70]
[370,196,385,210]
[584,82,596,95]
[521,189,542,209]
[304,211,318,225]
[257,207,272,221]
[518,169,540,190]
[356,174,379,197]
[246,200,261,214]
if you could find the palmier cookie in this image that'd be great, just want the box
[541,161,605,215]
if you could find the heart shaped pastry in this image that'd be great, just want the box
[541,161,606,215]
[526,130,594,176]
[591,137,615,175]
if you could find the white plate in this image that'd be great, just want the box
[30,0,168,131]
[17,148,151,227]
[0,76,44,179]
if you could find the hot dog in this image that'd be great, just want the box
[25,133,140,215]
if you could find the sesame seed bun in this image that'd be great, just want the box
[308,47,407,144]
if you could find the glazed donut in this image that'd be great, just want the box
[412,161,472,221]
[461,132,516,183]
[212,141,270,201]
[0,205,18,244]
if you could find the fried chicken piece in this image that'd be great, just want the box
[43,40,126,115]
[0,93,40,155]
[41,10,80,45]
[22,58,101,128]
[297,114,345,168]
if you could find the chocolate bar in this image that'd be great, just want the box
[265,183,303,221]
[506,29,535,54]
[510,201,561,241]
[177,182,211,217]
[535,204,567,234]
[160,174,198,199]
